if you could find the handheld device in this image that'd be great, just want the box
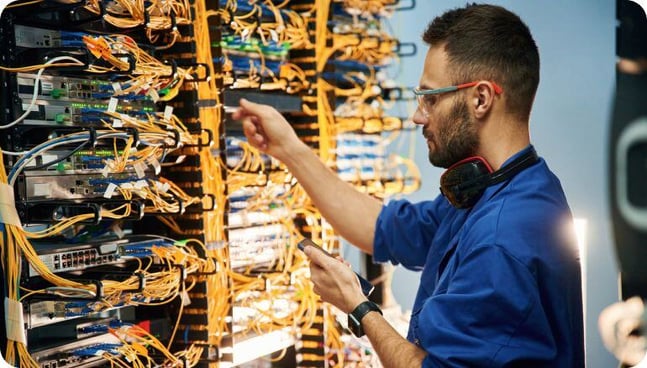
[297,238,375,297]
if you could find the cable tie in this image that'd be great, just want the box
[4,298,26,344]
[0,183,21,227]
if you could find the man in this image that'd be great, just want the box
[233,4,584,367]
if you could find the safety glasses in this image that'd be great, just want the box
[413,81,503,116]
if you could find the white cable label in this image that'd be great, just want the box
[112,224,125,238]
[181,290,191,306]
[112,82,122,94]
[4,298,26,344]
[133,161,147,178]
[146,156,161,175]
[107,97,119,113]
[163,105,173,121]
[155,181,170,194]
[148,88,159,103]
[104,183,118,198]
[0,184,21,227]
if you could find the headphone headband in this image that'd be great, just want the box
[487,148,539,186]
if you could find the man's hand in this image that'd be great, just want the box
[599,296,647,366]
[232,98,305,162]
[303,245,367,313]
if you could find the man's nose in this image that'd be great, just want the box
[412,107,427,126]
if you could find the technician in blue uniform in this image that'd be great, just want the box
[234,3,585,367]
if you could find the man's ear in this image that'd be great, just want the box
[473,82,497,119]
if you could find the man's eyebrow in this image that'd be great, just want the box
[418,83,434,90]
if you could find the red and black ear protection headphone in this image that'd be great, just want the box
[440,148,539,209]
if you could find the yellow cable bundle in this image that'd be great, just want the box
[315,0,334,163]
[192,0,233,350]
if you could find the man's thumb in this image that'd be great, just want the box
[239,98,263,112]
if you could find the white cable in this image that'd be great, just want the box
[1,150,28,156]
[0,56,84,130]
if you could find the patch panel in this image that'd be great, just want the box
[228,224,290,270]
[13,89,155,127]
[15,73,149,103]
[18,171,148,201]
[232,294,297,331]
[30,333,121,368]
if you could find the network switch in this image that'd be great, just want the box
[27,235,176,277]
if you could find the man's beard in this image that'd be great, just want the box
[427,97,479,168]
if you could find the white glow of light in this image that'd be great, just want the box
[0,351,16,368]
[574,217,588,339]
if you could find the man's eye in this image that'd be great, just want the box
[424,95,437,107]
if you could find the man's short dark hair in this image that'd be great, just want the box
[423,4,540,121]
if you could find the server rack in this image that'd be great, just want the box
[0,1,417,367]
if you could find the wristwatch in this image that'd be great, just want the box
[348,300,382,337]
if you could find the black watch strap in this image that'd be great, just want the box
[348,301,382,337]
